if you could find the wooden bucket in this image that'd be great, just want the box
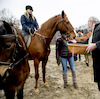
[67,43,88,56]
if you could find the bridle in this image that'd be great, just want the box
[56,16,74,39]
[0,33,29,69]
[0,33,29,83]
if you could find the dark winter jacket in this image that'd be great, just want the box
[92,22,100,82]
[56,37,72,61]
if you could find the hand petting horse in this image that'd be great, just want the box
[28,10,76,92]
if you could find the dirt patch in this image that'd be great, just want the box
[24,45,100,99]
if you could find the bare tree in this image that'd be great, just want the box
[0,8,20,29]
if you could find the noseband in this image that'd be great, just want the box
[56,16,74,39]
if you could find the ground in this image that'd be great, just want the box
[23,45,100,99]
[1,45,100,99]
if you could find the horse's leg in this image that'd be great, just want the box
[42,56,49,87]
[86,55,89,66]
[34,58,39,92]
[4,89,15,99]
[17,86,23,99]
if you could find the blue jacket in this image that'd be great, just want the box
[21,14,39,33]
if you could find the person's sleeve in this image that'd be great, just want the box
[96,41,100,50]
[21,15,30,32]
[77,38,89,44]
[56,39,60,60]
[34,17,39,30]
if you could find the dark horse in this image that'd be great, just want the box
[0,20,30,99]
[28,11,76,92]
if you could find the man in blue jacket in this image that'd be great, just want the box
[21,5,39,43]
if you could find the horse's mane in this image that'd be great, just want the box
[2,21,21,35]
[2,21,13,34]
[40,14,60,31]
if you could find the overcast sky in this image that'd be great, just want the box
[0,0,100,28]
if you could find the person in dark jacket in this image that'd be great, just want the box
[72,16,100,91]
[76,29,83,61]
[20,5,39,43]
[56,33,78,88]
[86,18,100,91]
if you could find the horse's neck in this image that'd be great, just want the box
[39,16,60,44]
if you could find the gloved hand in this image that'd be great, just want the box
[29,28,34,34]
[57,59,60,66]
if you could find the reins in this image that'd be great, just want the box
[30,30,52,50]
[0,53,29,67]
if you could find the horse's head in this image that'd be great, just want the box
[0,21,26,62]
[0,22,15,61]
[0,21,14,55]
[56,11,76,39]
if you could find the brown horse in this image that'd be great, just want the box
[75,31,92,66]
[28,11,76,92]
[0,20,30,99]
[75,31,92,41]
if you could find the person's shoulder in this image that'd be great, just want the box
[94,22,100,31]
[21,14,26,18]
[34,16,37,21]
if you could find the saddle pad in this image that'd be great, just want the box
[27,35,31,48]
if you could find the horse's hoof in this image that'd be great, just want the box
[44,82,49,87]
[35,88,39,93]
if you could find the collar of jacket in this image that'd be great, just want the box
[24,11,34,20]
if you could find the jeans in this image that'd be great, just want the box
[61,56,75,74]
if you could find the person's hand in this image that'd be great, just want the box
[86,43,97,53]
[57,59,60,66]
[29,28,34,34]
[70,39,77,43]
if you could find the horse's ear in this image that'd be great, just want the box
[61,10,65,18]
[3,21,12,34]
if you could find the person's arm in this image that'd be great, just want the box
[70,38,89,44]
[34,17,39,30]
[86,43,97,53]
[56,39,61,65]
[96,41,100,50]
[21,15,30,32]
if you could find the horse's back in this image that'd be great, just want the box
[28,35,48,59]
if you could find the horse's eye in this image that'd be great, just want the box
[5,44,11,48]
[4,42,12,49]
[66,22,69,24]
